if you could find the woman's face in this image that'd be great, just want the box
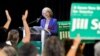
[42,11,51,19]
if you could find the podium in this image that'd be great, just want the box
[19,26,49,54]
[19,26,42,41]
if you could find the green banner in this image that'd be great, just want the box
[70,3,100,39]
[58,21,70,40]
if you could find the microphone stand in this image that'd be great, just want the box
[19,16,41,31]
[29,19,38,24]
[19,18,38,30]
[29,17,41,24]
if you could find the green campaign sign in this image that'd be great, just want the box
[58,21,70,40]
[70,3,100,39]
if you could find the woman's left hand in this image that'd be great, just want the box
[45,29,50,32]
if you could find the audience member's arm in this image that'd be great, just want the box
[3,10,11,29]
[22,10,30,43]
[66,34,81,56]
[80,43,85,53]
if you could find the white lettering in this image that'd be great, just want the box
[91,19,98,30]
[72,18,88,31]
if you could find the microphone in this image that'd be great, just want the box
[36,16,42,22]
[29,16,42,24]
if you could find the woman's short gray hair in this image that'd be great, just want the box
[42,7,53,17]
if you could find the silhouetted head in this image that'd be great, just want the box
[43,36,64,56]
[7,29,19,46]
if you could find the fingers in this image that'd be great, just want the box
[5,10,9,15]
[73,34,81,45]
[5,10,10,17]
[24,10,28,16]
[5,10,11,21]
[76,34,81,41]
[22,10,28,20]
[81,43,85,49]
[23,10,28,18]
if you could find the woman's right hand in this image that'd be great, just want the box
[73,34,81,46]
[5,10,11,21]
[22,10,28,21]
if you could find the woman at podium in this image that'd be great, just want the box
[40,7,58,36]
